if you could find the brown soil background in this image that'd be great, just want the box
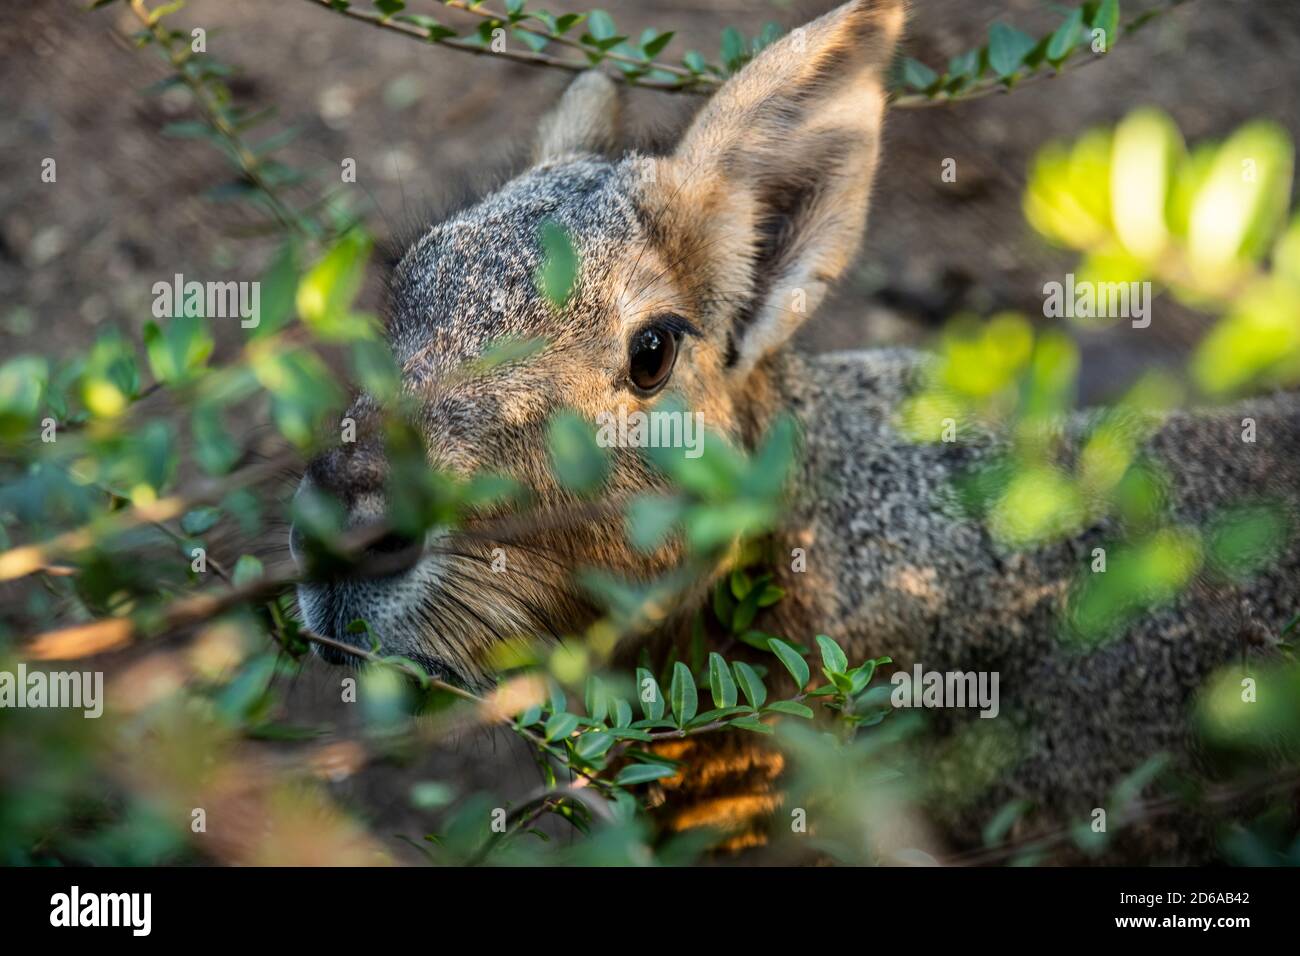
[2,0,1298,861]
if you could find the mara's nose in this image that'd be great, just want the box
[288,512,424,578]
[354,529,424,576]
[302,440,386,511]
[290,440,423,577]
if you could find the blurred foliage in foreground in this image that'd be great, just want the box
[904,107,1300,647]
[899,108,1300,862]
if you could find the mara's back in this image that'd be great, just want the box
[763,347,1300,858]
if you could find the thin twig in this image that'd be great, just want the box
[297,627,612,790]
[0,447,299,584]
[128,0,318,238]
[299,0,699,90]
[293,0,1195,103]
[442,0,698,82]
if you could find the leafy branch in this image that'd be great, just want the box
[122,0,350,241]
[281,0,1192,104]
[300,606,896,857]
[894,0,1192,107]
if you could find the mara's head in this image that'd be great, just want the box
[291,0,904,686]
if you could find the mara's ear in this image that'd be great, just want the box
[534,71,623,162]
[650,0,904,376]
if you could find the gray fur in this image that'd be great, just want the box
[766,348,1300,858]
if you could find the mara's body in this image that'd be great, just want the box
[754,349,1300,858]
[291,0,1300,861]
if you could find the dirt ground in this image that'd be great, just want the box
[3,0,1299,861]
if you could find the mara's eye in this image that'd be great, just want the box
[628,324,679,394]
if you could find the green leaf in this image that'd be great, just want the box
[1091,0,1120,49]
[535,218,579,308]
[815,634,848,675]
[642,30,674,58]
[732,661,767,709]
[741,414,797,500]
[763,700,814,719]
[1111,753,1171,810]
[669,660,698,727]
[586,9,617,40]
[0,356,48,435]
[584,675,608,722]
[513,27,550,53]
[586,34,628,53]
[543,711,580,742]
[231,554,264,587]
[409,781,454,809]
[192,402,239,474]
[730,584,763,634]
[161,120,215,141]
[296,229,372,334]
[625,494,684,551]
[982,798,1032,848]
[256,348,344,448]
[736,629,779,651]
[948,48,981,81]
[611,697,633,728]
[143,314,214,385]
[720,26,746,72]
[902,57,939,91]
[729,717,773,735]
[574,730,615,760]
[615,762,676,786]
[374,0,405,18]
[555,13,584,34]
[690,705,752,726]
[82,331,140,418]
[767,638,810,689]
[547,679,567,715]
[248,241,298,339]
[395,14,459,41]
[348,338,401,402]
[474,335,547,372]
[849,658,878,695]
[729,568,753,600]
[1046,9,1084,65]
[608,726,654,741]
[753,21,783,54]
[547,410,607,493]
[707,652,738,708]
[1205,504,1290,579]
[180,507,221,536]
[987,22,1037,79]
[636,666,664,720]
